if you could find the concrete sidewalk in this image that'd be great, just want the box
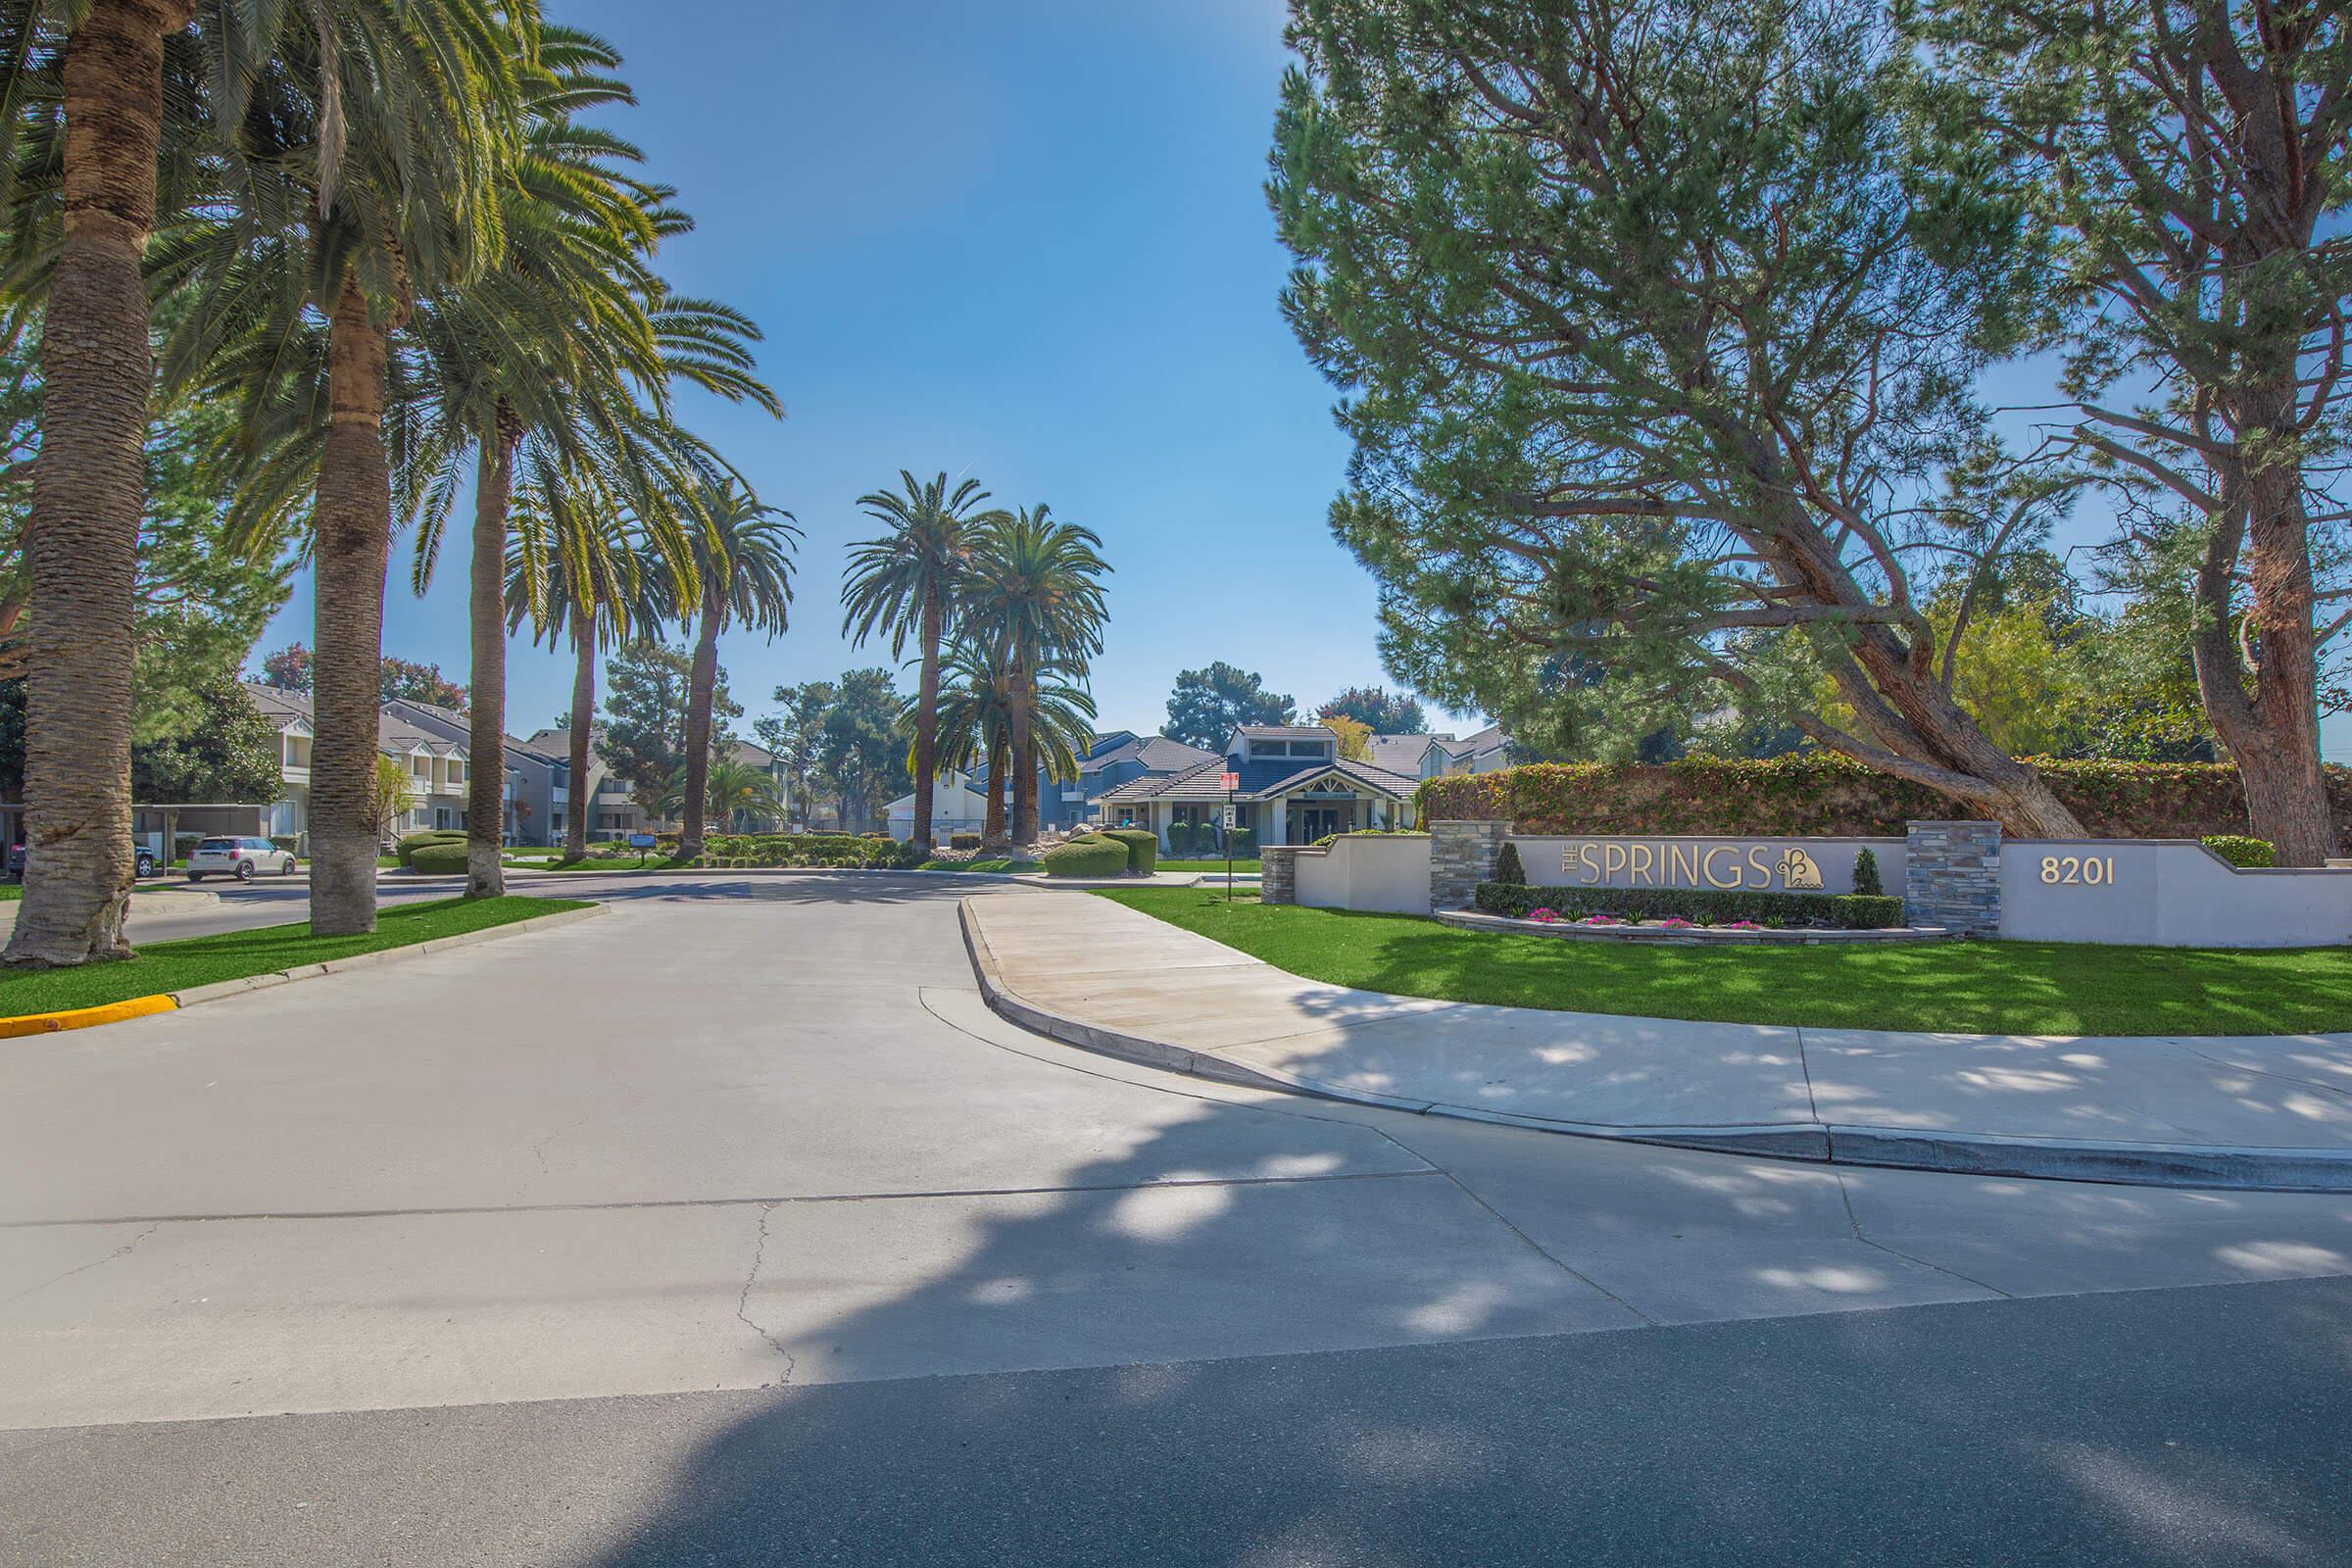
[962,893,2352,1192]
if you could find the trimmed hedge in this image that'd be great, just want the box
[1231,826,1256,856]
[2201,834,2275,868]
[951,833,982,851]
[408,841,470,875]
[397,829,467,867]
[1164,822,1194,857]
[1474,879,1906,930]
[1043,835,1130,878]
[1102,828,1157,875]
[1418,756,2352,848]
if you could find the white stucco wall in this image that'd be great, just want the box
[1506,835,1906,897]
[1295,834,1434,915]
[1999,840,2352,947]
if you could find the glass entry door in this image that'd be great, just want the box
[1298,803,1353,842]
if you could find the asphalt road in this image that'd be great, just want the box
[3,872,2349,1565]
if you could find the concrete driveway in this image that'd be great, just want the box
[4,873,2351,1563]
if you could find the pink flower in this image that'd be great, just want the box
[1657,917,1693,929]
[1525,906,1560,923]
[1578,913,1616,926]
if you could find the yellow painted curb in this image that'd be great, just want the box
[0,992,178,1039]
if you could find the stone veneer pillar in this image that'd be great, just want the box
[1429,819,1512,911]
[1904,820,2002,937]
[1258,845,1302,905]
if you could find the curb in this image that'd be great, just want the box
[0,993,179,1038]
[1,904,608,1041]
[957,899,2352,1194]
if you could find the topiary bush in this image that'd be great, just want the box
[1043,835,1130,878]
[1473,880,1905,930]
[1164,822,1193,857]
[408,840,470,875]
[2200,834,2276,868]
[951,832,982,851]
[1852,847,1884,897]
[1231,826,1256,857]
[397,829,466,866]
[1102,827,1157,875]
[1494,841,1527,886]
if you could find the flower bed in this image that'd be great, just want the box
[1439,908,1953,946]
[1474,880,1905,930]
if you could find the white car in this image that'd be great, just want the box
[185,835,298,883]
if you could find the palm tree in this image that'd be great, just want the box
[409,29,777,898]
[152,3,528,935]
[505,504,670,863]
[657,756,783,833]
[929,645,1098,853]
[841,471,992,851]
[676,481,798,859]
[927,647,1016,851]
[0,0,199,962]
[960,506,1110,847]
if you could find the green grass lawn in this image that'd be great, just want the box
[0,884,19,902]
[0,895,589,1018]
[1095,887,2352,1037]
[1156,858,1261,872]
[916,858,1045,874]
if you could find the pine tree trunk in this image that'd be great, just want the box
[910,587,944,850]
[565,629,593,861]
[5,0,193,969]
[679,602,720,858]
[465,426,516,898]
[308,272,396,936]
[2180,365,2334,864]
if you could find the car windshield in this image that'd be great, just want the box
[196,838,234,852]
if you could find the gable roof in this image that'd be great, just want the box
[1366,733,1442,773]
[1082,734,1219,774]
[1098,754,1419,805]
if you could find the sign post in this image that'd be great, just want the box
[627,830,657,868]
[1219,771,1239,902]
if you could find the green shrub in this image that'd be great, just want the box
[1852,847,1884,897]
[270,836,300,855]
[1231,826,1256,856]
[1472,880,1905,930]
[1162,822,1191,857]
[1043,835,1130,878]
[396,829,466,866]
[951,832,982,851]
[1102,828,1158,875]
[1494,841,1527,886]
[2201,834,2275,868]
[408,841,470,875]
[172,833,203,861]
[1418,756,2352,845]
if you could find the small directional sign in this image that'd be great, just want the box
[1219,771,1239,791]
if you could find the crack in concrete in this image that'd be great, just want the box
[4,1222,163,1306]
[1831,1173,2012,1299]
[734,1201,796,1387]
[2170,1041,2352,1106]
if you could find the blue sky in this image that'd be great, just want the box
[253,0,1385,740]
[248,0,2348,760]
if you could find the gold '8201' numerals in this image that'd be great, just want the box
[2040,855,2115,886]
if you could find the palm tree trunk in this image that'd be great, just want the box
[5,0,193,968]
[565,628,593,861]
[982,732,1008,852]
[1011,676,1039,849]
[464,424,516,898]
[910,585,944,850]
[679,602,721,858]
[308,272,396,937]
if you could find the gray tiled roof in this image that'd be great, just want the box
[1367,734,1439,773]
[1079,734,1217,774]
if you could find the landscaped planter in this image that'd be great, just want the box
[1436,908,1956,946]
